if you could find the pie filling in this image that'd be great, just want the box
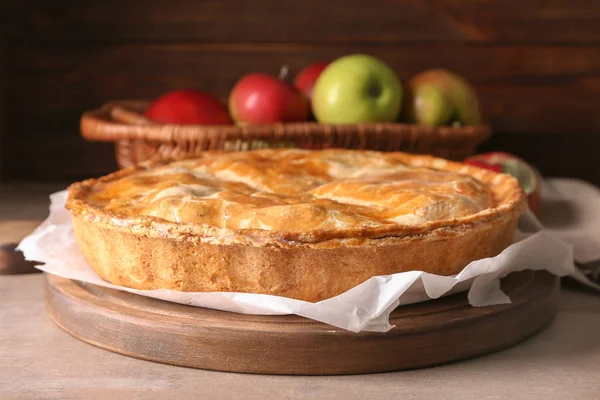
[83,149,496,233]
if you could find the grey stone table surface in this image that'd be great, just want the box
[1,184,599,399]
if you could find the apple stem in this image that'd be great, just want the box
[278,65,289,81]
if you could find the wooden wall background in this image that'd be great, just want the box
[1,0,599,184]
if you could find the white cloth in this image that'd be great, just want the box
[538,178,600,291]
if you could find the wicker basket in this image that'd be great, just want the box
[80,100,491,168]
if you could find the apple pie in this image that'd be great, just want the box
[66,149,526,302]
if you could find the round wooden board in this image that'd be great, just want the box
[45,271,559,375]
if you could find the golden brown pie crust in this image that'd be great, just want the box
[66,149,526,302]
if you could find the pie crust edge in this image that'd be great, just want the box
[66,150,527,302]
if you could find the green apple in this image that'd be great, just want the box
[403,83,453,127]
[408,69,482,126]
[311,54,402,124]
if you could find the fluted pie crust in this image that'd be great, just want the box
[66,149,526,302]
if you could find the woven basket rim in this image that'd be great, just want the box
[81,100,492,144]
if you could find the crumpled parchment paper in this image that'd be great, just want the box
[18,191,575,332]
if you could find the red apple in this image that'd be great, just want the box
[229,73,308,124]
[462,159,502,173]
[294,62,330,101]
[465,152,542,213]
[145,90,231,125]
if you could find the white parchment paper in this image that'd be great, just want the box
[18,191,575,332]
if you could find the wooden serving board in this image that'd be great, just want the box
[0,220,43,275]
[45,271,559,375]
